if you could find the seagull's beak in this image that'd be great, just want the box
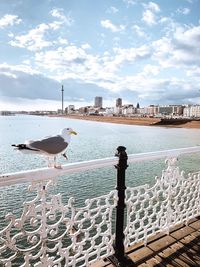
[70,131,77,135]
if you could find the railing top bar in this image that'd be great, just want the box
[0,146,200,187]
[128,145,200,163]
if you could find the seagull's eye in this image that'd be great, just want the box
[66,128,69,130]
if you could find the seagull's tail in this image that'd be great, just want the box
[12,144,39,151]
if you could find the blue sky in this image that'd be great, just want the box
[0,0,200,111]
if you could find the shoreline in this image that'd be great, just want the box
[50,114,200,129]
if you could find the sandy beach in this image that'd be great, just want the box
[54,114,200,129]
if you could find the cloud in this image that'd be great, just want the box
[142,2,160,26]
[0,63,112,104]
[8,9,73,52]
[0,14,21,28]
[132,25,147,37]
[9,23,59,51]
[119,74,200,105]
[34,43,152,87]
[101,19,125,32]
[112,45,151,65]
[152,24,200,68]
[142,64,160,76]
[142,10,157,25]
[106,6,119,14]
[123,0,137,7]
[35,45,89,72]
[143,2,160,13]
[177,7,190,15]
[50,8,74,26]
[0,64,60,100]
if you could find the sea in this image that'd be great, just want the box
[1,114,200,222]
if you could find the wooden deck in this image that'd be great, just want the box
[92,216,200,267]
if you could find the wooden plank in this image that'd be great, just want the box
[148,255,172,266]
[128,246,154,263]
[147,235,176,251]
[171,242,200,265]
[158,245,191,267]
[188,219,200,230]
[92,218,200,267]
[170,225,195,240]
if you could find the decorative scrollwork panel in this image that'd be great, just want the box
[125,157,200,247]
[0,179,117,267]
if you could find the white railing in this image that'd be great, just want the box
[124,158,200,247]
[1,146,200,187]
[0,146,200,266]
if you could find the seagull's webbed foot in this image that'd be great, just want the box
[62,153,68,160]
[54,164,62,169]
[53,156,62,169]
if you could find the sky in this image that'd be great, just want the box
[0,0,200,111]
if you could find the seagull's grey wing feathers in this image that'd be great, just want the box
[29,135,68,154]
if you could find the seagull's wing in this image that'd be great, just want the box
[28,135,68,154]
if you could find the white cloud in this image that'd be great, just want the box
[143,2,160,12]
[81,43,91,50]
[174,25,200,47]
[0,14,21,28]
[113,45,151,63]
[177,7,190,15]
[0,62,40,75]
[50,8,73,26]
[123,0,137,7]
[132,25,147,37]
[142,10,156,25]
[57,37,68,45]
[35,46,89,72]
[152,24,200,69]
[101,19,125,32]
[142,64,160,75]
[142,2,160,26]
[106,6,119,14]
[9,23,60,51]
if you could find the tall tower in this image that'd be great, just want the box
[116,98,122,107]
[61,85,64,114]
[94,96,103,108]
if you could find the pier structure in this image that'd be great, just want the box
[0,146,200,266]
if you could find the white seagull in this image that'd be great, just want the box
[12,128,77,168]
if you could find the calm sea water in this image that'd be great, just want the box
[1,115,200,219]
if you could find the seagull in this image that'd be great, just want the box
[12,128,77,168]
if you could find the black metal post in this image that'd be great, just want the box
[108,146,134,267]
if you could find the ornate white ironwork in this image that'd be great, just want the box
[0,180,117,267]
[124,157,200,247]
[1,147,200,266]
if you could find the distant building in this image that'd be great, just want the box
[183,105,200,118]
[66,105,75,114]
[105,107,114,116]
[136,102,140,109]
[94,96,103,108]
[158,105,183,116]
[116,98,122,107]
[122,105,136,116]
[144,105,159,116]
[183,106,191,117]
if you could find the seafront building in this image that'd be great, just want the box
[94,96,103,108]
[65,100,188,118]
[183,105,200,118]
[3,95,200,119]
[116,98,122,107]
